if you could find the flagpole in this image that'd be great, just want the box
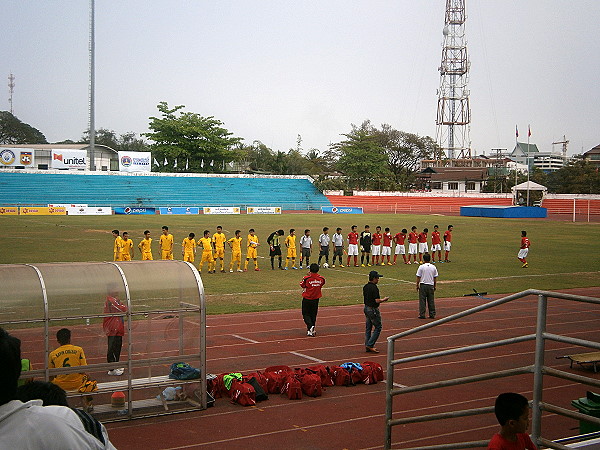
[526,124,530,206]
[515,125,518,205]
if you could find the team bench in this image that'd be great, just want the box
[558,351,600,373]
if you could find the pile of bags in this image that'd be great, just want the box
[208,361,384,407]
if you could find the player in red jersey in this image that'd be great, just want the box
[347,225,359,267]
[430,225,442,263]
[393,228,408,264]
[517,230,530,268]
[417,228,428,264]
[382,227,393,265]
[443,225,453,262]
[371,226,383,266]
[408,226,419,264]
[300,263,326,336]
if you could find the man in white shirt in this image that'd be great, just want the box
[416,253,439,319]
[299,229,312,269]
[331,227,345,267]
[317,227,331,267]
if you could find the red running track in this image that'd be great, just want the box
[104,287,600,450]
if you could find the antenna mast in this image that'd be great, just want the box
[435,0,471,160]
[8,73,15,115]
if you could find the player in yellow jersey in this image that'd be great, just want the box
[112,230,124,261]
[212,225,227,273]
[284,228,298,269]
[198,230,215,273]
[121,231,134,261]
[181,232,197,262]
[138,230,153,260]
[48,328,93,411]
[228,229,243,272]
[244,228,260,271]
[160,226,174,260]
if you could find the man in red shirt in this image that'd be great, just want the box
[371,226,383,266]
[408,226,419,264]
[417,228,429,264]
[430,225,442,263]
[347,225,359,267]
[103,288,128,376]
[518,230,530,268]
[300,263,326,336]
[382,227,393,265]
[393,228,408,265]
[443,225,453,263]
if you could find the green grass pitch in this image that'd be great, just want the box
[1,214,599,315]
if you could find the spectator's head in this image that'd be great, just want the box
[423,253,431,262]
[16,381,69,406]
[56,328,71,346]
[0,327,22,405]
[309,263,319,273]
[494,392,529,428]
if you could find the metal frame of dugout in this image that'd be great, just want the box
[0,260,207,421]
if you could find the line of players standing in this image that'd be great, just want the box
[110,224,454,272]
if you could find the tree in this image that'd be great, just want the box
[546,161,600,194]
[0,111,47,144]
[145,102,241,172]
[332,120,392,191]
[81,129,148,151]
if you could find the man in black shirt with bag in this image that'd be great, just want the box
[363,270,389,353]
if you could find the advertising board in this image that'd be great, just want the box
[321,206,364,214]
[51,149,87,169]
[202,207,241,215]
[118,151,152,172]
[159,207,200,215]
[114,207,156,215]
[246,206,282,215]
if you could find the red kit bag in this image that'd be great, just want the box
[307,365,334,387]
[363,361,384,382]
[281,375,302,400]
[329,366,351,387]
[229,380,256,406]
[244,372,268,393]
[300,373,322,397]
[262,371,284,394]
[264,365,293,376]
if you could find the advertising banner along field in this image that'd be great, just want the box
[321,206,364,214]
[0,147,35,167]
[51,149,87,169]
[118,151,151,172]
[159,207,200,215]
[19,207,66,215]
[114,207,156,215]
[246,206,282,214]
[203,207,240,215]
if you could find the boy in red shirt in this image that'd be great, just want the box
[430,225,442,263]
[393,228,408,264]
[347,225,359,267]
[443,225,453,263]
[518,230,530,268]
[488,392,537,450]
[371,226,383,266]
[417,228,428,264]
[300,263,326,336]
[382,227,393,265]
[408,227,419,264]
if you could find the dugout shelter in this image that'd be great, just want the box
[0,260,207,421]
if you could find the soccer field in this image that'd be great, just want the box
[1,214,599,315]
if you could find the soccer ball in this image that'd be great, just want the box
[322,263,329,269]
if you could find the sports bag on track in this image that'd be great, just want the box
[299,373,322,397]
[307,365,334,387]
[169,362,201,380]
[229,380,256,406]
[246,377,268,402]
[363,361,384,382]
[329,366,351,387]
[281,375,302,400]
[262,371,284,394]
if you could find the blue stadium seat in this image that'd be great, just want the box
[0,172,331,210]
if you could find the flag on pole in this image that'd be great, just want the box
[163,157,167,166]
[185,159,189,170]
[200,159,204,168]
[173,159,177,168]
[153,158,159,166]
[528,125,531,137]
[515,125,519,138]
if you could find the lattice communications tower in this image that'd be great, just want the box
[8,73,15,115]
[435,0,471,160]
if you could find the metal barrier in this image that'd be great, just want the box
[385,289,600,449]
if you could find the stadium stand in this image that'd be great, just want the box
[326,194,513,214]
[0,172,331,211]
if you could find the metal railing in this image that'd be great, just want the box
[385,289,600,449]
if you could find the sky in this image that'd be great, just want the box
[1,1,599,156]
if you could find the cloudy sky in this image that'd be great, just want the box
[1,1,599,156]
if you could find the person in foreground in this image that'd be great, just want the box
[363,270,389,353]
[488,392,537,450]
[0,327,112,449]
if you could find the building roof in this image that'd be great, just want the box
[583,144,600,156]
[420,167,488,181]
[5,144,117,154]
[511,142,540,156]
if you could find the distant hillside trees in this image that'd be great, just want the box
[0,111,47,144]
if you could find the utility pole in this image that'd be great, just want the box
[435,0,471,161]
[89,0,96,171]
[8,73,15,115]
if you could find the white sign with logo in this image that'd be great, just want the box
[202,207,241,215]
[0,148,35,167]
[246,206,282,215]
[51,149,87,169]
[66,206,112,215]
[119,151,151,172]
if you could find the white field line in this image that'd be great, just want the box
[231,334,259,344]
[288,351,325,363]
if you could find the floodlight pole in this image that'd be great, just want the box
[89,0,96,171]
